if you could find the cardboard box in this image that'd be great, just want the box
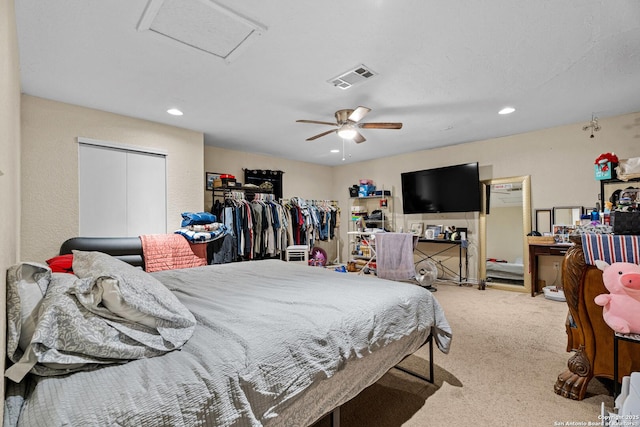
[213,178,236,187]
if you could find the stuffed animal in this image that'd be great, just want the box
[594,260,640,334]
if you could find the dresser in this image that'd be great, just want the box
[554,235,640,400]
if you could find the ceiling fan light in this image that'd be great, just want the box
[337,125,357,139]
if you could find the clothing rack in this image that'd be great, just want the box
[211,188,283,262]
[226,191,274,202]
[251,192,275,202]
[214,186,273,202]
[211,194,341,264]
[279,198,338,207]
[223,190,246,200]
[280,197,341,264]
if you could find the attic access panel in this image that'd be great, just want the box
[137,0,267,63]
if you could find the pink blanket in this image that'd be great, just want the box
[140,234,207,273]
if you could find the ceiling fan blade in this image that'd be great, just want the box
[347,106,371,123]
[353,131,366,144]
[359,122,403,129]
[296,120,338,126]
[306,129,337,141]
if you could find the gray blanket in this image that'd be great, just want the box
[6,259,451,427]
[5,251,196,384]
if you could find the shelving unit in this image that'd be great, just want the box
[600,177,640,209]
[347,231,377,274]
[348,188,393,270]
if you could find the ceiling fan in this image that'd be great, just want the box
[296,106,402,143]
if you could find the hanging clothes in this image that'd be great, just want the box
[212,192,339,262]
[281,197,340,247]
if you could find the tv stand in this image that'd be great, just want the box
[415,239,469,284]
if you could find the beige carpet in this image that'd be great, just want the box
[313,281,614,427]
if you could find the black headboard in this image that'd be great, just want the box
[60,237,145,269]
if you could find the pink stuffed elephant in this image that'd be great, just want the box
[594,260,640,334]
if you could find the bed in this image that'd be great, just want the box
[486,257,525,282]
[4,237,452,427]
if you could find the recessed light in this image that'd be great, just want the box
[167,108,183,116]
[330,149,340,153]
[498,107,515,115]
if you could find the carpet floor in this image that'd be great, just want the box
[312,280,614,427]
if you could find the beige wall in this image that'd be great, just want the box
[203,146,334,208]
[1,0,21,418]
[21,95,205,262]
[331,111,640,278]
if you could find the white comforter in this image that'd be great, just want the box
[6,259,451,427]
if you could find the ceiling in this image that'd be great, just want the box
[14,0,640,166]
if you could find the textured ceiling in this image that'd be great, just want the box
[14,0,640,166]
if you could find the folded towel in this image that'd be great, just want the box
[376,233,418,281]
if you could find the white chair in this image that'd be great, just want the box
[285,245,309,263]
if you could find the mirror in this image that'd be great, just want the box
[535,209,552,234]
[553,206,583,226]
[479,176,532,294]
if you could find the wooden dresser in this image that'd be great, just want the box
[555,235,640,400]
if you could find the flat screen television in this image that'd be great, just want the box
[401,162,481,214]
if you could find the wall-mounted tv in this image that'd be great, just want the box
[401,162,481,214]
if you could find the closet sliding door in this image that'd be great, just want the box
[78,139,167,237]
[126,150,166,235]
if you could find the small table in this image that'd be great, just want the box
[416,239,468,284]
[528,243,572,297]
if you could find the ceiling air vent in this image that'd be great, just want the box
[328,65,377,90]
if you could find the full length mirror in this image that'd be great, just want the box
[479,176,532,294]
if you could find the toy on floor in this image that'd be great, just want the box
[309,247,327,267]
[594,260,640,334]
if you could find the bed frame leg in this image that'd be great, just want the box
[394,330,435,383]
[330,406,340,427]
[429,330,434,381]
[328,331,435,427]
